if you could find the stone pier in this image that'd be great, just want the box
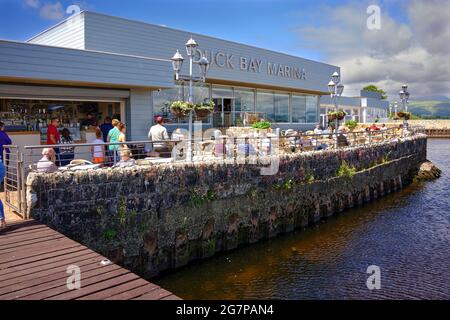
[26,135,427,278]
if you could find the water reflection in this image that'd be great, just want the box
[156,139,450,299]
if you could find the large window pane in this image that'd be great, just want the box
[153,86,184,124]
[306,96,318,123]
[212,86,233,98]
[292,94,306,123]
[274,93,289,122]
[153,83,211,124]
[256,91,274,122]
[234,88,254,112]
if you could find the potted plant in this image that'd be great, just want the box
[194,100,215,119]
[344,119,358,131]
[170,101,192,118]
[251,120,272,130]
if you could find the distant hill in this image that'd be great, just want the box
[405,97,450,118]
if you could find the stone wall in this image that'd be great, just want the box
[26,135,427,278]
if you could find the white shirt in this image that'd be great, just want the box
[314,128,323,134]
[148,124,169,148]
[92,138,104,158]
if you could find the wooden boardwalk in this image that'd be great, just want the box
[0,219,180,300]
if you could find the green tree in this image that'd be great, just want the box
[363,85,387,100]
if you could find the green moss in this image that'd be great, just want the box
[189,189,216,208]
[117,197,127,226]
[306,173,315,183]
[337,161,358,180]
[103,229,117,241]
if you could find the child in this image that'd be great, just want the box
[91,128,105,165]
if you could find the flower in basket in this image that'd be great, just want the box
[193,100,215,118]
[396,111,411,120]
[251,120,272,130]
[170,101,193,117]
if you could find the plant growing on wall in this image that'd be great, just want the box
[251,120,272,130]
[337,161,357,180]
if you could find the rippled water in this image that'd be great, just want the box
[156,139,450,299]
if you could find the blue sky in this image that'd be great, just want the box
[0,0,407,62]
[0,0,448,98]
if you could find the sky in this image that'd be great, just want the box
[0,0,449,100]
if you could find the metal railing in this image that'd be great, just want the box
[2,125,425,218]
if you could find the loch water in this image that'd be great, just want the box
[156,139,450,299]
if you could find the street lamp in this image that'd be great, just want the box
[399,84,410,112]
[171,37,210,162]
[328,72,344,132]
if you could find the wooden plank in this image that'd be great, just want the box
[0,234,66,253]
[0,247,90,276]
[161,294,183,300]
[0,243,83,267]
[77,278,151,300]
[0,255,103,292]
[104,283,161,300]
[0,219,178,300]
[4,265,124,300]
[133,288,173,300]
[44,271,138,300]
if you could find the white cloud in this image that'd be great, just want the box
[294,0,450,100]
[24,0,40,8]
[39,2,65,20]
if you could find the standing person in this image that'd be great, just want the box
[0,122,12,161]
[58,128,75,166]
[47,117,60,164]
[91,128,105,165]
[99,117,113,143]
[108,119,121,164]
[117,122,128,151]
[148,116,170,153]
[0,159,6,229]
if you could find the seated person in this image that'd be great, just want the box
[114,148,136,168]
[148,116,170,153]
[36,148,58,173]
[369,123,380,131]
[313,124,323,135]
[337,133,350,147]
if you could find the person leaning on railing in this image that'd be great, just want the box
[0,121,12,162]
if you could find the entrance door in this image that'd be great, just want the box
[212,98,234,127]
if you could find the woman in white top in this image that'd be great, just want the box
[91,128,105,165]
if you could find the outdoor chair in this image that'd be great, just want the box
[70,159,93,166]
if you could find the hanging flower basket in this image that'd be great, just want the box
[170,101,193,118]
[327,110,347,121]
[193,100,215,119]
[397,111,411,120]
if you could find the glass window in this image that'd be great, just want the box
[274,93,289,122]
[153,83,211,124]
[256,90,274,122]
[153,86,184,124]
[212,86,233,98]
[234,88,254,113]
[306,96,318,123]
[292,94,306,123]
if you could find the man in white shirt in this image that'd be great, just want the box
[148,116,170,152]
[313,124,323,135]
[36,148,58,173]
